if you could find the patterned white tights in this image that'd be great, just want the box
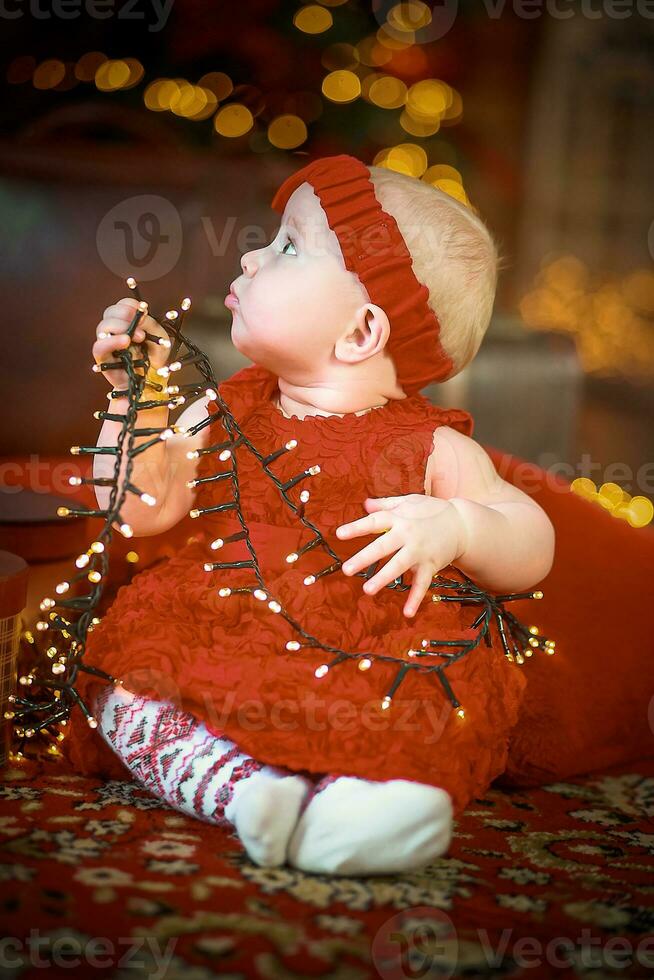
[93,683,453,875]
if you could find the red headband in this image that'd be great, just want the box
[270,154,455,395]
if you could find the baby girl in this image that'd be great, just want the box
[70,154,555,876]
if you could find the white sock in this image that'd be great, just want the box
[93,684,311,867]
[287,776,453,875]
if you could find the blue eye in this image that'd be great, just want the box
[280,236,297,256]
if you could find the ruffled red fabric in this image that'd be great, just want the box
[64,365,529,816]
[270,154,456,395]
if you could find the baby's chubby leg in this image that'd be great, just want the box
[287,775,453,875]
[93,683,311,867]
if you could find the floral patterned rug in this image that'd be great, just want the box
[1,754,653,980]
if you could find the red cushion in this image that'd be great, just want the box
[484,445,654,787]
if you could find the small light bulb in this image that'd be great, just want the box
[299,490,310,503]
[68,476,82,486]
[381,696,392,710]
[532,590,543,599]
[219,449,232,461]
[286,641,300,651]
[456,707,465,719]
[52,663,66,674]
[141,493,157,506]
[160,429,174,441]
[286,552,298,564]
[315,665,329,679]
[57,506,70,517]
[253,589,267,601]
[120,523,133,538]
[268,601,281,613]
[308,465,321,475]
[70,446,80,455]
[210,538,224,550]
[304,575,316,586]
[88,571,102,583]
[55,582,69,594]
[218,588,231,597]
[87,717,98,729]
[90,541,105,553]
[187,450,199,460]
[358,658,372,671]
[76,554,90,568]
[181,297,191,311]
[189,509,200,518]
[286,440,297,450]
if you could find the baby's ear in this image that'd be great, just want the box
[359,303,390,351]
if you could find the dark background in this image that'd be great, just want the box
[1,0,652,525]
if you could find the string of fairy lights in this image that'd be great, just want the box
[7,277,555,761]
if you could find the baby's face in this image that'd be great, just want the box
[227,181,370,377]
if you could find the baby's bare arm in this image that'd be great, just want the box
[427,426,555,592]
[91,297,210,537]
[93,393,210,537]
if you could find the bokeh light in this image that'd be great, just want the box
[268,114,308,149]
[198,71,234,102]
[322,69,361,103]
[214,103,254,137]
[367,75,407,109]
[294,4,333,33]
[95,59,144,92]
[356,36,393,67]
[373,143,427,177]
[74,52,107,82]
[33,60,66,90]
[7,56,36,85]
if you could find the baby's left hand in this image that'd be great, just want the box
[335,494,467,618]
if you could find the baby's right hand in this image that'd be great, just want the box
[93,297,171,391]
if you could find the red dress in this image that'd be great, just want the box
[66,364,533,816]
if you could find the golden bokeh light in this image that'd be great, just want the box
[423,164,463,184]
[75,51,107,82]
[198,71,233,102]
[214,103,254,138]
[399,109,441,137]
[33,59,66,90]
[406,78,451,121]
[144,78,179,111]
[520,259,654,381]
[433,178,470,206]
[95,59,129,92]
[125,552,140,563]
[442,88,463,124]
[268,114,308,149]
[571,479,652,527]
[367,74,407,109]
[373,144,426,177]
[294,4,333,33]
[322,69,361,103]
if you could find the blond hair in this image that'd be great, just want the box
[368,165,499,378]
